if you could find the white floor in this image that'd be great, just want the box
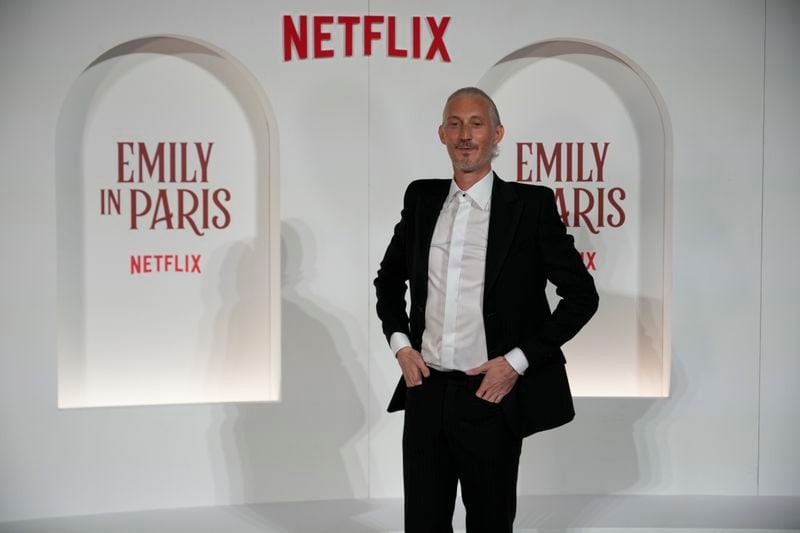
[1,495,798,533]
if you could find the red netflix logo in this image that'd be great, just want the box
[283,15,451,61]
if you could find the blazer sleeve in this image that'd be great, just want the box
[373,182,414,345]
[519,186,599,368]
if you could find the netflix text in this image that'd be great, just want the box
[130,254,202,275]
[283,15,451,61]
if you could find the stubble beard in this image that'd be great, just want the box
[452,146,494,174]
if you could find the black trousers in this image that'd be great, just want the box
[402,367,523,533]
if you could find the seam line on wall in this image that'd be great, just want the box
[757,0,767,497]
[366,0,372,500]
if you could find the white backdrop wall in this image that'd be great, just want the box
[0,0,798,523]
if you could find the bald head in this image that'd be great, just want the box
[442,87,501,129]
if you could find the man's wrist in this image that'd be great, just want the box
[503,348,528,375]
[389,332,412,356]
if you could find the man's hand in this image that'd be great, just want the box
[397,347,430,387]
[465,357,519,403]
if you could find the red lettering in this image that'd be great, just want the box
[168,142,176,181]
[180,142,189,182]
[516,142,533,182]
[129,189,151,230]
[117,142,134,183]
[313,15,334,58]
[607,187,626,227]
[130,254,202,274]
[281,15,452,61]
[573,187,598,234]
[151,189,174,229]
[592,142,609,182]
[425,16,450,61]
[212,188,231,229]
[195,142,213,183]
[176,189,205,237]
[137,142,164,182]
[564,143,572,181]
[283,15,308,60]
[536,142,561,182]
[547,186,627,233]
[387,17,407,57]
[338,16,360,56]
[412,16,421,58]
[576,142,592,182]
[581,251,597,270]
[364,15,384,56]
[596,187,605,228]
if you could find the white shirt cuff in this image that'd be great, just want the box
[389,332,412,355]
[504,347,529,375]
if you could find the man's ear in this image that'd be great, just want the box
[438,125,446,145]
[494,124,505,144]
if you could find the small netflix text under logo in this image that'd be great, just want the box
[130,254,202,275]
[580,251,597,271]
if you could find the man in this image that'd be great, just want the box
[374,87,599,533]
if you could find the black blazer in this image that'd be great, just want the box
[374,173,599,438]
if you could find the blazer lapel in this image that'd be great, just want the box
[484,173,523,297]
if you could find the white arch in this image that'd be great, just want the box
[56,35,281,407]
[479,38,673,397]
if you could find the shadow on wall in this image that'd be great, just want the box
[508,293,694,527]
[512,355,692,532]
[205,220,369,517]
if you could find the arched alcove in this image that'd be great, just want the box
[56,35,280,408]
[479,39,672,397]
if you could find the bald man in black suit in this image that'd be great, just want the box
[374,87,598,533]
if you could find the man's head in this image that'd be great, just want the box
[438,87,504,178]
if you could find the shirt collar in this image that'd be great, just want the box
[448,169,494,211]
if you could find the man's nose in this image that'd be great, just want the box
[459,124,472,139]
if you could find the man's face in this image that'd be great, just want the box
[438,93,504,176]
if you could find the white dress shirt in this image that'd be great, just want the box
[390,171,529,375]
